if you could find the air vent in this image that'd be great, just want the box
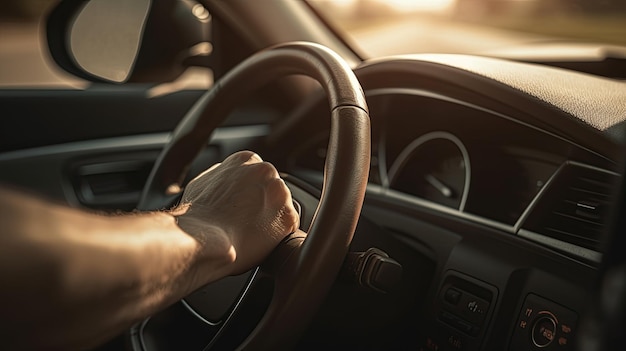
[522,164,619,252]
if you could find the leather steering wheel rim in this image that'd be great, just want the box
[138,42,371,350]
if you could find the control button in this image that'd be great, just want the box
[525,307,533,318]
[447,334,464,350]
[561,324,572,334]
[444,288,462,305]
[532,315,557,348]
[456,319,475,335]
[467,300,480,313]
[440,311,459,328]
[439,311,481,336]
[510,294,578,351]
[460,296,489,324]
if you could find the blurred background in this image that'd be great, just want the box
[1,0,625,87]
[0,0,83,87]
[308,0,626,57]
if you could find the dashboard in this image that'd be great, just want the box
[279,54,624,350]
[288,87,619,262]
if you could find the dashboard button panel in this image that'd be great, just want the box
[418,271,497,351]
[509,293,578,351]
[439,284,491,336]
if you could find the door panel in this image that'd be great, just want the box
[1,87,204,153]
[0,125,270,210]
[0,67,280,209]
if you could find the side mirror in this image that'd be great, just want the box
[46,0,210,84]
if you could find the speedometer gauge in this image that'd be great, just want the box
[388,131,471,211]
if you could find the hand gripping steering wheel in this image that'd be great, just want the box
[136,41,370,350]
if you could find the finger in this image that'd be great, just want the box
[248,161,280,180]
[188,162,222,186]
[223,150,262,166]
[206,162,222,173]
[243,152,263,165]
[265,178,296,211]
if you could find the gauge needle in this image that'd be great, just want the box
[425,174,453,198]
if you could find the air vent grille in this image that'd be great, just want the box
[522,164,619,252]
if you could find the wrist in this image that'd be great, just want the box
[173,211,237,284]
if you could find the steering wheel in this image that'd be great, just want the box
[135,42,370,350]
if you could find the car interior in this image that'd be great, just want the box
[1,0,625,350]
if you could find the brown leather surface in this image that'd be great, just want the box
[240,107,370,350]
[138,42,370,350]
[138,41,368,209]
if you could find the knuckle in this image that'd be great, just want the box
[282,203,300,230]
[226,150,256,163]
[253,161,279,178]
[284,202,298,219]
[265,178,292,204]
[267,175,288,192]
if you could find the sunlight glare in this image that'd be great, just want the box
[382,0,456,12]
[332,0,358,7]
[328,0,457,13]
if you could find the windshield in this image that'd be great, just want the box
[308,0,626,58]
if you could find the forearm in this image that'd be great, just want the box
[0,151,298,350]
[0,187,235,350]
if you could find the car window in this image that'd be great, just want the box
[0,0,213,92]
[308,0,626,58]
[0,0,86,88]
